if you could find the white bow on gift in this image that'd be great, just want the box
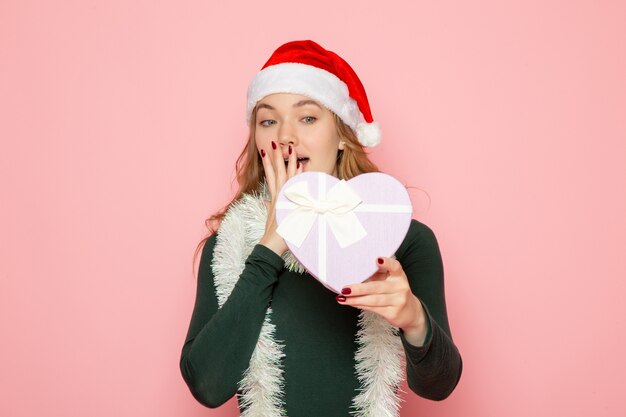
[276,179,367,248]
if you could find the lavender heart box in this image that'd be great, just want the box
[275,172,412,293]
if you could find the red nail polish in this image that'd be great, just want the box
[341,287,351,295]
[336,295,346,302]
[289,145,292,154]
[261,149,266,157]
[271,141,277,150]
[377,257,384,265]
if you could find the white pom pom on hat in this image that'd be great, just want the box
[246,40,381,148]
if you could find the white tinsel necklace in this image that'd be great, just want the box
[210,187,405,417]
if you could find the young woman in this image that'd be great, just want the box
[180,40,462,417]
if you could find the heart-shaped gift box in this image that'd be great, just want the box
[275,172,412,293]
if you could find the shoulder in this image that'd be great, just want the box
[203,232,218,252]
[402,218,440,247]
[394,219,442,263]
[198,233,218,268]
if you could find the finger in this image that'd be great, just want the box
[260,148,276,197]
[296,154,304,175]
[377,256,403,275]
[338,293,399,308]
[348,305,397,321]
[341,280,400,297]
[364,271,388,283]
[271,140,287,187]
[287,145,297,178]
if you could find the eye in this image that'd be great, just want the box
[259,119,276,127]
[302,116,317,124]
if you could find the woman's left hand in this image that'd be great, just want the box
[337,256,429,346]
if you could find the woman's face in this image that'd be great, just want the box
[254,93,344,176]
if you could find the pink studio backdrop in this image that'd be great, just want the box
[1,1,625,416]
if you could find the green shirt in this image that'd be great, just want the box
[180,219,462,416]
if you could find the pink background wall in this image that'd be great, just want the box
[1,1,625,416]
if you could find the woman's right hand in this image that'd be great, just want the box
[258,141,303,256]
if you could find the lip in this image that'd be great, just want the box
[283,156,309,163]
[283,157,309,171]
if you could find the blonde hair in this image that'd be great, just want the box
[192,105,380,270]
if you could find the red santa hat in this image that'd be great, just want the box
[246,40,381,147]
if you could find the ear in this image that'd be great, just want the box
[338,140,346,151]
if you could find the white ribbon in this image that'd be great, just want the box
[276,178,367,249]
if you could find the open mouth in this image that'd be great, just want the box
[284,157,309,167]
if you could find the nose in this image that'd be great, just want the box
[277,120,298,150]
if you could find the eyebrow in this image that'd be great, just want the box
[256,99,323,113]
